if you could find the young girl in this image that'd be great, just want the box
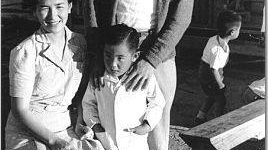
[5,0,103,149]
[82,24,166,150]
[194,10,242,125]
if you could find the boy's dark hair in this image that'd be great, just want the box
[217,10,242,38]
[103,24,140,53]
[23,0,73,11]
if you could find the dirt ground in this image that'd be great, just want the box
[1,16,265,149]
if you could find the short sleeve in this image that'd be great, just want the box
[9,42,36,99]
[209,46,226,70]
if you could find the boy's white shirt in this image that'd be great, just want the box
[201,35,230,70]
[82,71,165,150]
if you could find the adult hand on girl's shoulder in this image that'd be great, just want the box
[125,120,151,135]
[121,59,155,92]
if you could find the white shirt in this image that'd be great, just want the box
[201,35,230,70]
[7,27,86,133]
[116,0,156,32]
[82,72,165,150]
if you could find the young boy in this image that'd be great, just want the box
[194,10,242,125]
[82,24,166,150]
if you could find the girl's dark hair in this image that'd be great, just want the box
[103,24,140,53]
[217,10,242,38]
[23,0,73,11]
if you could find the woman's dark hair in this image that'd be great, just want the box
[217,10,242,38]
[103,24,140,53]
[23,0,73,11]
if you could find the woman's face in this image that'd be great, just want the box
[35,0,72,34]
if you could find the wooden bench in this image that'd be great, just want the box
[179,100,265,150]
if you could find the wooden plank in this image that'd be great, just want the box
[180,100,265,150]
[170,125,190,131]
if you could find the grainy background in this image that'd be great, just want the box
[1,0,265,149]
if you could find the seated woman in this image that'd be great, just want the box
[5,0,103,149]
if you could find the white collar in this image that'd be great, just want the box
[35,26,72,44]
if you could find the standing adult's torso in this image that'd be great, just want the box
[116,0,156,32]
[93,0,171,32]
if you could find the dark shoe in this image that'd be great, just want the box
[193,117,207,126]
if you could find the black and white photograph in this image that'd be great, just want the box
[1,0,266,150]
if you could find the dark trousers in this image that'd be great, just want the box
[199,60,226,116]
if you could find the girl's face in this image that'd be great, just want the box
[104,42,139,77]
[35,0,72,34]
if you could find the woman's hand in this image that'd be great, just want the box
[121,59,155,91]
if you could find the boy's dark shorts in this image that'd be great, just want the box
[198,60,226,96]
